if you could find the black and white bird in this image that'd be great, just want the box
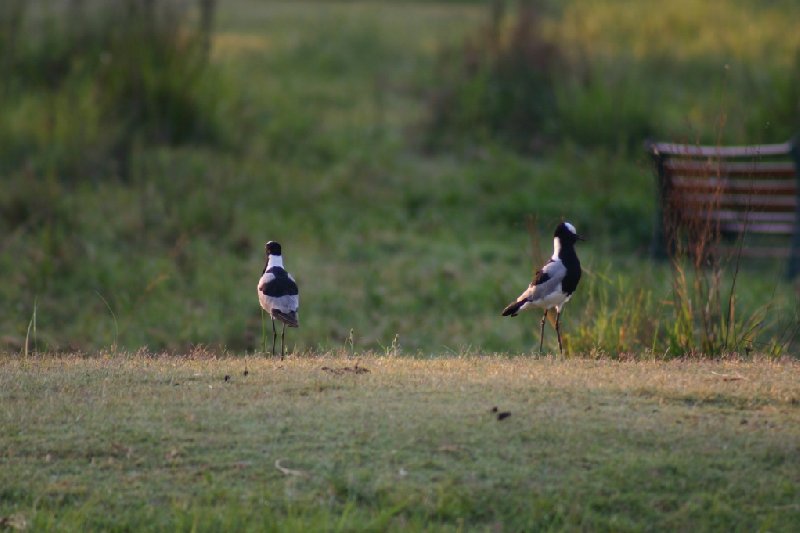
[257,241,299,358]
[501,222,584,354]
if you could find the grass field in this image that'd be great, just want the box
[3,1,800,530]
[1,353,798,530]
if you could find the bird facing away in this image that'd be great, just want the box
[501,222,584,354]
[257,241,299,358]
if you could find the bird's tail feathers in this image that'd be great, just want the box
[501,299,525,317]
[272,309,299,327]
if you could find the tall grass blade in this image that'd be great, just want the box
[95,291,118,351]
[261,308,267,354]
[24,297,37,358]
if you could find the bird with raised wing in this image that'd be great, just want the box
[502,222,584,354]
[257,241,299,358]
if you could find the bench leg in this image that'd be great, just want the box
[790,139,800,280]
[788,230,800,279]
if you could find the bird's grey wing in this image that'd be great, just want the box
[267,294,299,314]
[519,260,566,302]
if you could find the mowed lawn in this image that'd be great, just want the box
[1,354,798,531]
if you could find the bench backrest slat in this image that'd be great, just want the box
[663,160,796,178]
[650,142,793,158]
[671,177,797,195]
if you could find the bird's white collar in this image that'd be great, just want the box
[267,254,284,269]
[551,237,561,261]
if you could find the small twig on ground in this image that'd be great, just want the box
[274,459,308,477]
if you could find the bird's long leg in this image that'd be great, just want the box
[271,318,277,357]
[281,322,286,360]
[555,309,563,355]
[539,309,548,353]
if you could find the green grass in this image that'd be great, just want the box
[1,353,798,530]
[1,0,799,355]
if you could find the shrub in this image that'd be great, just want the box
[425,0,563,152]
[424,0,654,152]
[0,0,223,181]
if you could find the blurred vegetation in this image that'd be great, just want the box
[0,0,225,181]
[425,1,568,151]
[0,0,798,355]
[426,0,800,151]
[425,0,653,152]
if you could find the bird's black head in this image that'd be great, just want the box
[265,241,282,256]
[554,222,584,245]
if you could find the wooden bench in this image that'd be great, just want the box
[648,139,800,279]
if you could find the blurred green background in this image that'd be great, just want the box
[1,0,798,355]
